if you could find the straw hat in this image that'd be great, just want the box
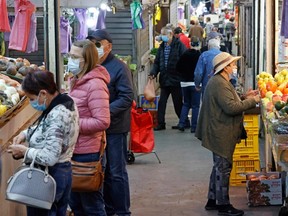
[213,52,241,74]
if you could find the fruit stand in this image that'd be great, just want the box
[257,70,288,171]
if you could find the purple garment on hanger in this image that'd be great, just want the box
[178,7,184,20]
[74,8,88,40]
[96,8,106,30]
[60,17,71,54]
[4,16,14,42]
[25,13,38,53]
[281,0,288,38]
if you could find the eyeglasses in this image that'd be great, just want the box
[95,41,102,48]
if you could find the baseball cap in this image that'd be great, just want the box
[86,29,113,43]
[173,27,182,34]
[207,31,222,41]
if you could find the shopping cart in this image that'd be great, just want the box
[127,101,161,164]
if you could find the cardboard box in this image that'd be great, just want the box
[149,110,158,128]
[247,192,282,206]
[246,172,283,206]
[139,95,160,111]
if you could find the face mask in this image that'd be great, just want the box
[30,94,46,111]
[161,35,169,42]
[67,57,82,76]
[232,68,238,77]
[96,47,104,58]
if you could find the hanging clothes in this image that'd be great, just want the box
[96,8,106,30]
[4,16,15,42]
[154,4,161,25]
[73,8,88,40]
[0,0,11,32]
[9,0,36,52]
[0,32,5,55]
[25,13,38,53]
[130,0,145,30]
[281,0,288,38]
[60,17,72,54]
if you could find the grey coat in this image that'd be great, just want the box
[195,74,257,163]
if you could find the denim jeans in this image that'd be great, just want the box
[27,162,72,216]
[208,153,232,205]
[104,133,131,216]
[178,86,201,130]
[69,153,106,216]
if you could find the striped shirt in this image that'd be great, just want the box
[164,42,171,68]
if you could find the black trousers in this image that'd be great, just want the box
[157,86,183,126]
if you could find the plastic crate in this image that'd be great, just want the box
[234,129,259,155]
[230,158,260,186]
[243,114,259,129]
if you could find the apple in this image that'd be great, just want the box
[265,91,274,101]
[272,94,282,105]
[266,101,274,112]
[282,94,288,103]
[274,90,283,96]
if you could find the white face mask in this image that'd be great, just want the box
[67,57,82,76]
[232,68,237,77]
[97,47,104,58]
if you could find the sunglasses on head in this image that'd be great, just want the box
[95,41,102,48]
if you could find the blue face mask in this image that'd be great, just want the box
[30,94,46,111]
[161,35,169,42]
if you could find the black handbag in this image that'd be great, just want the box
[240,123,247,145]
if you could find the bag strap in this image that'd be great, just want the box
[99,131,106,158]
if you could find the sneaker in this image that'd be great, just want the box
[178,127,185,132]
[190,128,196,133]
[205,199,219,210]
[218,205,244,216]
[154,125,166,131]
[171,125,179,129]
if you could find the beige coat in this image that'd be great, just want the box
[195,74,257,163]
[188,25,204,42]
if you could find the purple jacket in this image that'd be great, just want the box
[69,65,111,154]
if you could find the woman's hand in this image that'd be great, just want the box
[12,132,26,145]
[245,89,259,99]
[7,144,28,160]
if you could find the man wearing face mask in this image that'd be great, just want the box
[86,29,134,216]
[194,38,222,98]
[149,26,187,130]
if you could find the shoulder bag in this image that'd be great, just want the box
[6,154,56,209]
[71,131,106,192]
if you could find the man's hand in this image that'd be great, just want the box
[12,132,26,145]
[245,89,259,99]
[148,75,156,80]
[195,86,201,92]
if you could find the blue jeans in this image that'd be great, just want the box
[27,162,72,216]
[208,153,232,205]
[104,133,131,216]
[178,86,201,130]
[69,153,106,216]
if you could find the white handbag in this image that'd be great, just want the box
[6,154,56,210]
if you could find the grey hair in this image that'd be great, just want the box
[208,38,220,49]
[161,26,173,35]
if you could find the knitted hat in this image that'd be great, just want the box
[213,52,241,74]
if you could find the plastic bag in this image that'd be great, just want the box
[0,0,11,32]
[144,79,156,101]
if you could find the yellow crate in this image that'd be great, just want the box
[233,152,260,161]
[230,158,260,186]
[243,115,259,129]
[234,130,259,155]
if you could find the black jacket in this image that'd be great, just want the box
[150,38,187,87]
[102,53,134,134]
[176,49,201,82]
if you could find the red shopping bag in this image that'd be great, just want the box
[130,101,155,153]
[0,0,11,32]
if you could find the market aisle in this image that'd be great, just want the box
[128,98,280,216]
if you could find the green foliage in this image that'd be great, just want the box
[150,48,158,56]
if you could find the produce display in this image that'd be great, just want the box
[0,55,45,80]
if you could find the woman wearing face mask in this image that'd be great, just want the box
[67,39,111,216]
[195,52,260,216]
[7,70,79,216]
[149,26,187,130]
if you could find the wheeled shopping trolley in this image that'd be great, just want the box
[127,101,161,164]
